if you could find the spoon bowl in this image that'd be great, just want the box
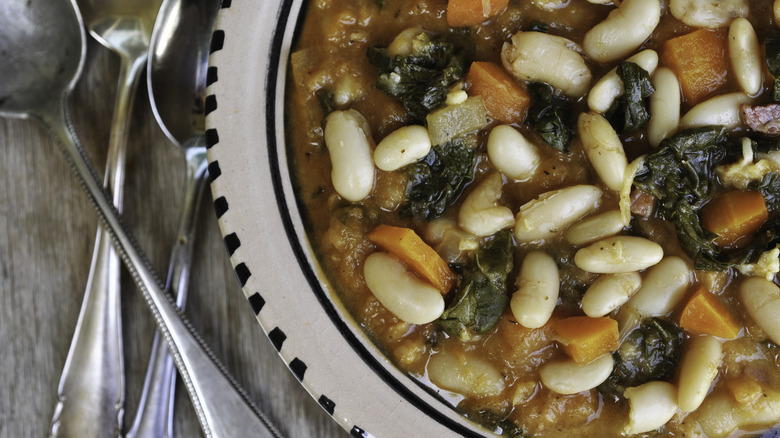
[0,1,84,119]
[126,0,220,436]
[148,0,217,146]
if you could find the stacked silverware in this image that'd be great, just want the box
[0,0,279,436]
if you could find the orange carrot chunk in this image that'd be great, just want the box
[367,225,455,294]
[661,29,728,105]
[552,316,619,364]
[447,0,509,27]
[679,287,742,339]
[700,190,769,249]
[466,61,531,124]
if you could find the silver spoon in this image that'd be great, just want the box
[51,0,160,435]
[0,2,279,437]
[126,0,217,436]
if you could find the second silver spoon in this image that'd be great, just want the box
[126,0,217,436]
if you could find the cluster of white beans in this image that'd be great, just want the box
[318,1,780,434]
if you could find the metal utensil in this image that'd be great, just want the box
[0,1,279,436]
[51,0,161,435]
[126,0,217,436]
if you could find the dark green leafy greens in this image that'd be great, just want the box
[554,249,595,309]
[315,87,336,115]
[752,171,780,215]
[599,318,683,397]
[402,135,476,220]
[473,411,526,438]
[739,172,780,261]
[765,36,780,102]
[608,62,655,133]
[529,21,548,33]
[438,231,514,340]
[632,127,729,270]
[367,31,466,123]
[525,82,575,153]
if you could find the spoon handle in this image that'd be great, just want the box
[126,147,209,438]
[43,100,282,438]
[50,226,124,438]
[50,52,146,438]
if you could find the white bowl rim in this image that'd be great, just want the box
[205,1,493,436]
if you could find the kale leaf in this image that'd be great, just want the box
[608,62,655,133]
[632,127,731,270]
[438,231,514,340]
[751,171,780,215]
[367,32,466,122]
[599,318,683,397]
[402,134,476,220]
[529,21,548,33]
[525,82,575,153]
[633,127,729,207]
[765,36,780,102]
[553,248,594,308]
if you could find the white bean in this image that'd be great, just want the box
[436,227,480,265]
[623,381,678,435]
[510,251,559,329]
[588,49,659,114]
[501,31,592,98]
[387,27,425,57]
[678,335,722,413]
[729,17,762,96]
[648,67,681,148]
[669,0,749,29]
[776,0,780,28]
[363,252,444,324]
[679,92,751,130]
[427,350,506,397]
[323,109,375,202]
[514,185,602,243]
[487,125,540,181]
[625,256,692,316]
[578,112,628,192]
[458,173,515,237]
[373,125,431,171]
[533,0,569,10]
[582,272,642,317]
[424,217,457,244]
[539,354,614,395]
[740,277,780,344]
[564,209,625,246]
[574,236,663,274]
[583,0,661,63]
[696,386,780,437]
[445,89,468,106]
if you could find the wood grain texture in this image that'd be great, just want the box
[0,39,346,438]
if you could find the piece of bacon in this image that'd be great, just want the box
[741,103,780,136]
[630,188,656,218]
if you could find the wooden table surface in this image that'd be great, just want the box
[0,37,347,438]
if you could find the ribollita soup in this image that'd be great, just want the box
[285,0,780,436]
